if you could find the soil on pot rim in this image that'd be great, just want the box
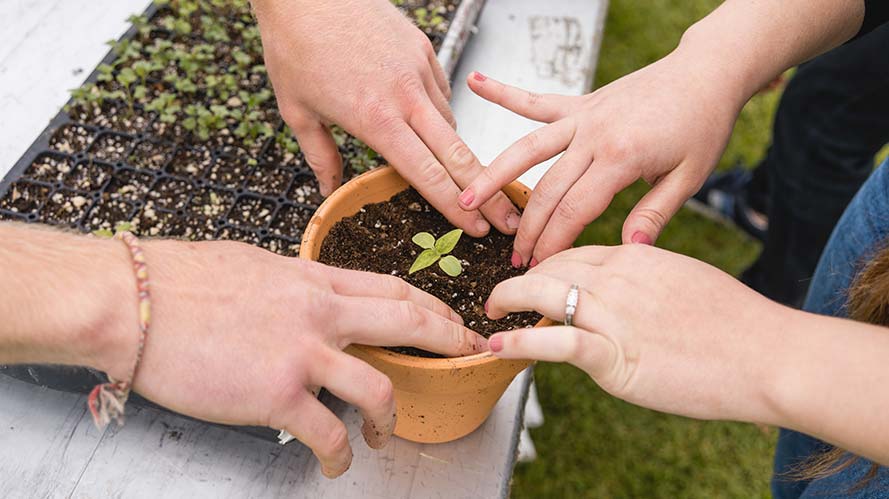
[319,188,541,358]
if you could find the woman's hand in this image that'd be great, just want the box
[458,49,745,266]
[252,0,521,237]
[97,240,484,479]
[484,245,784,424]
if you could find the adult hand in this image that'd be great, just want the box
[458,50,745,266]
[252,0,521,237]
[97,240,484,478]
[484,245,783,424]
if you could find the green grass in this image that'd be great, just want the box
[511,0,782,497]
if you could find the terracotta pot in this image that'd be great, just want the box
[300,166,552,443]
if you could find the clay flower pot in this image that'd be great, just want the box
[300,166,552,443]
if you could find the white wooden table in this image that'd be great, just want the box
[0,1,606,497]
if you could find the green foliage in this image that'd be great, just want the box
[408,229,463,276]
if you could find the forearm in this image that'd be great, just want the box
[670,0,865,110]
[762,308,889,465]
[0,223,134,379]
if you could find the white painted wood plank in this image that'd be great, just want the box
[0,0,151,177]
[450,0,608,188]
[0,0,607,497]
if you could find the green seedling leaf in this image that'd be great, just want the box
[438,255,462,277]
[412,232,435,249]
[114,221,133,233]
[434,229,463,254]
[92,228,114,238]
[409,248,440,274]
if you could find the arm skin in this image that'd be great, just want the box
[483,245,889,467]
[457,0,866,264]
[0,223,485,477]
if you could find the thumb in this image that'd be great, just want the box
[288,116,343,197]
[621,172,698,245]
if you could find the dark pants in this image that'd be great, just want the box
[740,24,889,308]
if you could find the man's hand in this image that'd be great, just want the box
[0,225,483,479]
[252,0,521,237]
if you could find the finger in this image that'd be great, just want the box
[488,326,617,380]
[429,51,451,100]
[467,71,576,123]
[532,245,614,267]
[621,170,700,245]
[409,101,523,235]
[276,392,352,478]
[288,116,343,197]
[510,145,592,265]
[533,165,636,262]
[309,350,396,450]
[319,264,464,325]
[333,295,487,356]
[486,273,598,325]
[458,118,576,212]
[423,74,457,129]
[367,119,491,237]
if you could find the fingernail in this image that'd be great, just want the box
[473,71,487,82]
[506,211,520,231]
[489,334,503,353]
[458,188,475,207]
[529,257,538,268]
[631,231,653,245]
[476,218,490,234]
[484,299,489,314]
[510,251,522,268]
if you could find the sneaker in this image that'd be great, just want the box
[686,168,768,242]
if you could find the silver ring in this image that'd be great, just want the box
[565,284,580,326]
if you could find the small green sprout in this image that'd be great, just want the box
[409,229,463,277]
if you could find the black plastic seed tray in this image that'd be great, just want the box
[0,0,481,441]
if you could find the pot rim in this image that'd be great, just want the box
[300,166,552,369]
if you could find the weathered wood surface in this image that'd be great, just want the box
[0,0,607,497]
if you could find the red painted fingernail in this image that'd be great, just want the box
[529,257,538,268]
[458,188,475,207]
[489,334,503,352]
[484,299,490,314]
[473,71,487,82]
[631,231,653,245]
[510,251,522,268]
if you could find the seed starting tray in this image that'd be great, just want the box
[0,0,484,439]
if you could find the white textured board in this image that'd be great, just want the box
[0,0,607,497]
[0,0,152,177]
[450,0,608,188]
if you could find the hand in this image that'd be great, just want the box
[97,240,484,478]
[252,0,521,237]
[458,50,744,265]
[484,245,782,424]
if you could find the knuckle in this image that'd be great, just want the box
[384,275,411,301]
[357,96,399,130]
[633,206,669,232]
[322,423,350,456]
[520,131,543,156]
[600,136,633,163]
[525,90,543,109]
[554,196,582,222]
[446,141,477,172]
[400,301,427,329]
[450,322,470,353]
[394,69,425,101]
[417,157,450,191]
[369,374,395,409]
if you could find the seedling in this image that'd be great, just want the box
[409,229,463,276]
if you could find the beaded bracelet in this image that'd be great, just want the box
[88,231,151,430]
